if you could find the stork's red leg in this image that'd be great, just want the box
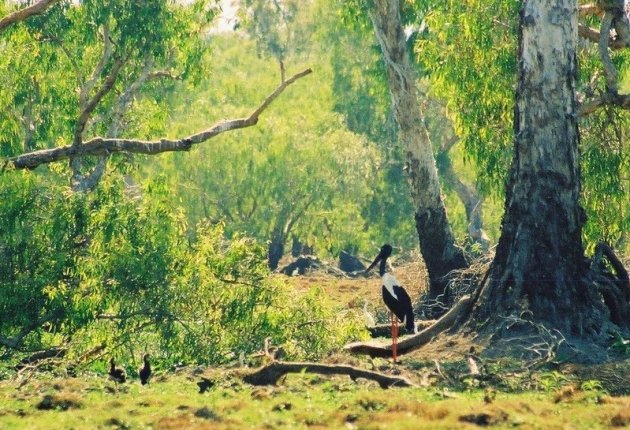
[389,312,394,362]
[393,316,398,363]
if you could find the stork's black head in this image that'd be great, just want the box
[365,244,393,275]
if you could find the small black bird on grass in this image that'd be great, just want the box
[109,358,126,384]
[139,353,152,385]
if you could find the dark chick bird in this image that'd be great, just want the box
[139,353,152,385]
[365,244,417,361]
[197,377,215,394]
[109,358,126,384]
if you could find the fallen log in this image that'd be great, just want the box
[15,347,66,371]
[344,295,472,358]
[242,361,416,388]
[366,320,437,338]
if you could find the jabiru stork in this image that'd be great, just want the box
[365,244,416,361]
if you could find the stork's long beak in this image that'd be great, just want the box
[365,251,383,273]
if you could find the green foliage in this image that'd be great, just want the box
[0,0,216,161]
[534,371,570,392]
[416,0,519,191]
[150,31,414,257]
[0,172,363,363]
[272,286,366,360]
[0,172,81,343]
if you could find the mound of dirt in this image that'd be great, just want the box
[37,393,82,410]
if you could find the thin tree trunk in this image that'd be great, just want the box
[473,0,613,335]
[368,1,467,304]
[268,225,285,271]
[436,141,489,251]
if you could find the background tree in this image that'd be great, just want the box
[331,1,493,253]
[363,0,468,304]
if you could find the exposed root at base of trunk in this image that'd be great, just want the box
[242,361,416,388]
[343,295,472,358]
[591,242,630,327]
[365,320,437,338]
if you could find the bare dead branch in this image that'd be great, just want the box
[0,0,61,34]
[242,361,416,388]
[4,68,312,170]
[344,295,472,358]
[578,24,629,49]
[14,347,66,371]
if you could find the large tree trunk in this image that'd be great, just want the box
[368,1,467,304]
[472,0,629,335]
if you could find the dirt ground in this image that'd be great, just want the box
[276,254,630,395]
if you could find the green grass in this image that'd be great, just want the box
[620,69,630,94]
[1,370,629,430]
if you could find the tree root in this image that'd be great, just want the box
[366,320,437,338]
[242,361,416,388]
[591,242,630,327]
[592,242,630,293]
[344,295,472,358]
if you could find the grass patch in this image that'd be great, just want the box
[2,369,629,429]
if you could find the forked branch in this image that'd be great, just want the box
[578,24,629,49]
